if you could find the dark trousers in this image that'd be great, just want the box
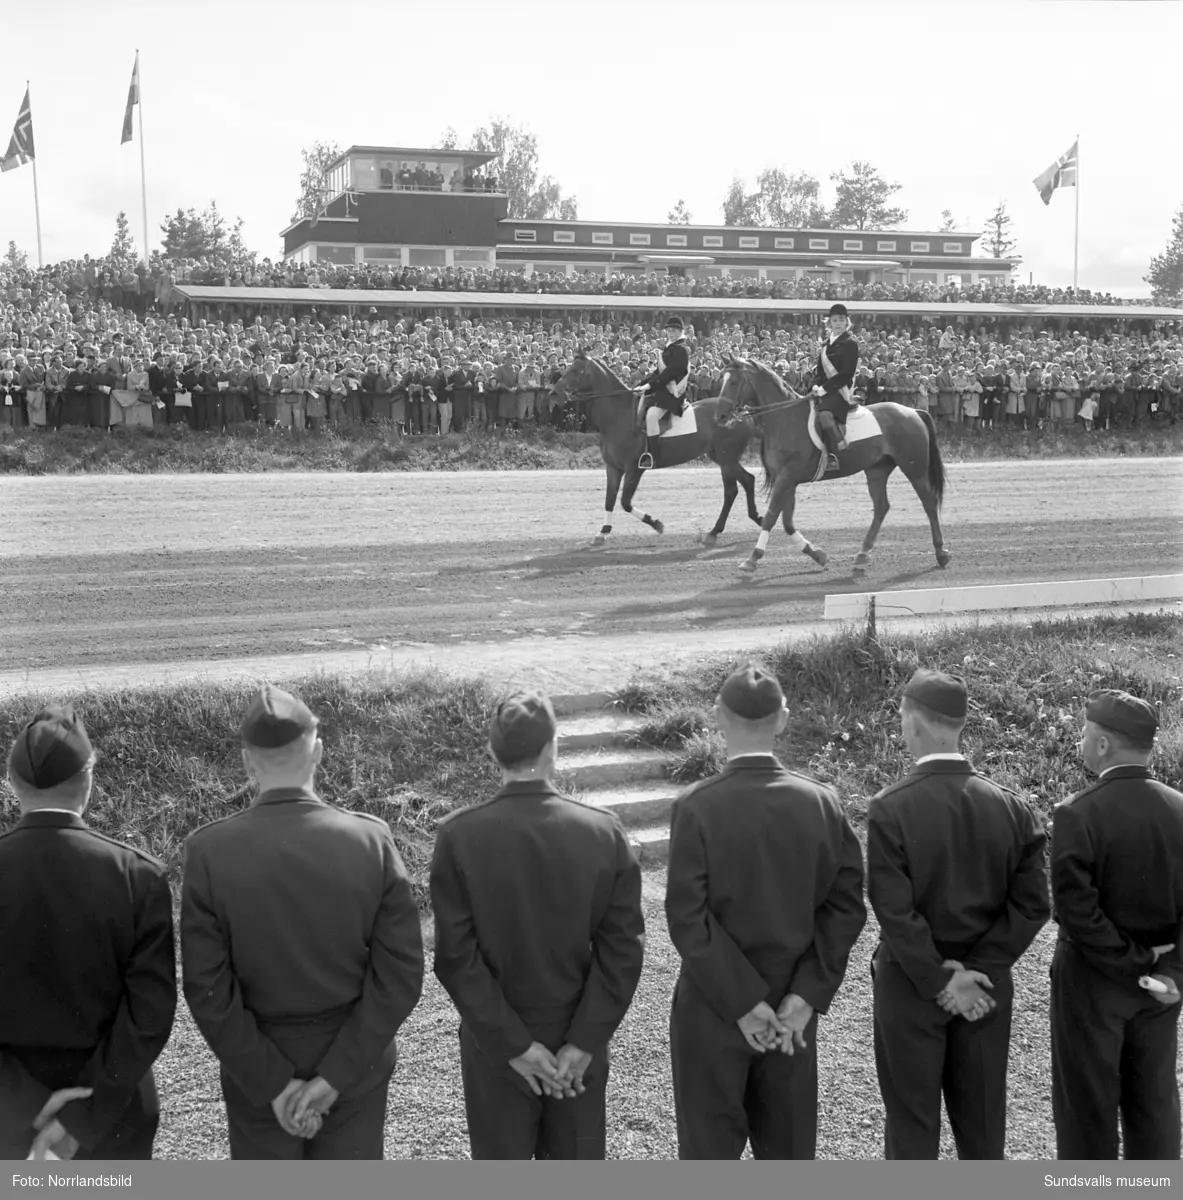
[1051,942,1181,1160]
[458,1022,607,1160]
[872,955,1013,1160]
[669,977,818,1160]
[0,1072,159,1160]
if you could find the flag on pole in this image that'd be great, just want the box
[1033,140,1078,206]
[1,86,34,172]
[121,54,139,144]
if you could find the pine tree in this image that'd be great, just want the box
[110,211,136,266]
[668,199,692,225]
[982,200,1022,268]
[1144,205,1183,305]
[4,241,29,271]
[829,162,907,231]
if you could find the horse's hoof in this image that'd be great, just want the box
[738,559,758,574]
[852,566,865,580]
[936,550,951,569]
[809,549,828,568]
[702,531,718,546]
[652,520,664,535]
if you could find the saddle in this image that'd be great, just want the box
[637,393,685,432]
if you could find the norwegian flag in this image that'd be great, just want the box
[121,55,139,145]
[1033,140,1078,206]
[1,86,34,173]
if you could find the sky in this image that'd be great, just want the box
[1,0,1179,297]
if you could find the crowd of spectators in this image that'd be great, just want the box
[1,250,1179,439]
[377,162,499,193]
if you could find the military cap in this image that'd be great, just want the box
[489,691,557,763]
[903,668,968,719]
[8,704,94,789]
[1086,689,1158,747]
[240,684,318,749]
[719,661,785,720]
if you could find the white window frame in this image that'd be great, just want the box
[666,233,687,247]
[553,230,575,244]
[774,237,794,249]
[702,235,724,248]
[629,233,651,246]
[910,241,930,252]
[943,241,963,253]
[877,240,897,252]
[809,238,829,250]
[738,236,760,249]
[842,239,863,251]
[514,229,537,242]
[592,231,613,245]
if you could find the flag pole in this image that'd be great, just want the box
[28,81,43,267]
[136,51,149,267]
[1072,133,1079,292]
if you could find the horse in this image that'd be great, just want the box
[717,356,951,578]
[548,353,764,548]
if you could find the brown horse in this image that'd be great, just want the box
[717,357,951,578]
[549,353,763,548]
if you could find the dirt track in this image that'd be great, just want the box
[2,459,1180,673]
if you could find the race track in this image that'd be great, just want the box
[2,459,1181,673]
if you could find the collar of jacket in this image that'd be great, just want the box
[910,759,975,777]
[494,778,560,800]
[1097,764,1153,782]
[254,784,322,807]
[17,808,88,830]
[723,753,782,771]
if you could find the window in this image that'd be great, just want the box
[592,231,613,245]
[353,159,377,190]
[315,245,356,265]
[553,230,575,243]
[453,250,492,266]
[909,272,937,283]
[666,233,687,247]
[943,241,962,253]
[765,268,797,279]
[809,238,829,250]
[700,267,723,277]
[877,240,897,252]
[774,237,795,249]
[362,246,401,260]
[842,239,863,251]
[408,248,447,266]
[514,229,537,242]
[630,233,651,246]
[910,241,930,252]
[738,236,759,249]
[728,267,758,279]
[702,235,724,248]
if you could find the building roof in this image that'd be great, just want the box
[325,145,498,172]
[170,285,1178,320]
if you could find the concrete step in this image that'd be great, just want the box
[571,780,679,829]
[557,711,648,751]
[557,747,669,789]
[550,692,617,717]
[627,823,672,864]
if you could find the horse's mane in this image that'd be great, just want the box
[576,352,631,395]
[731,357,808,408]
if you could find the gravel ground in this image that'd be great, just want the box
[150,862,1096,1161]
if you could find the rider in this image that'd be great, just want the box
[811,303,860,473]
[637,315,691,470]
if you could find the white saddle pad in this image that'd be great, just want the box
[660,405,698,438]
[808,402,880,453]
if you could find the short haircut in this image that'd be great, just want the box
[243,727,318,771]
[491,736,553,771]
[902,695,966,734]
[9,763,91,808]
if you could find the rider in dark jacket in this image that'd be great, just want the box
[637,315,691,470]
[811,304,860,472]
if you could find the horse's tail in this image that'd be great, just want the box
[917,408,946,508]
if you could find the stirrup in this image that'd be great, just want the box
[638,451,654,470]
[826,454,840,472]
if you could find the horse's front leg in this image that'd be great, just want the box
[739,470,795,574]
[781,487,828,568]
[704,466,739,544]
[619,467,664,535]
[590,464,624,548]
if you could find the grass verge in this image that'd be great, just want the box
[1,420,1179,475]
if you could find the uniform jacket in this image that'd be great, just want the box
[0,811,176,1152]
[643,337,690,396]
[430,779,644,1062]
[1051,765,1183,988]
[867,759,1050,998]
[665,754,866,1020]
[180,786,424,1106]
[810,331,859,398]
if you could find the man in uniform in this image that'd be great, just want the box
[0,704,177,1161]
[1050,689,1183,1160]
[181,684,424,1159]
[637,315,691,469]
[430,691,645,1159]
[867,669,1050,1159]
[664,663,867,1159]
[810,304,860,473]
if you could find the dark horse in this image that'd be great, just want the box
[718,357,952,577]
[549,353,763,548]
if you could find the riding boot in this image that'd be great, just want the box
[817,412,842,472]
